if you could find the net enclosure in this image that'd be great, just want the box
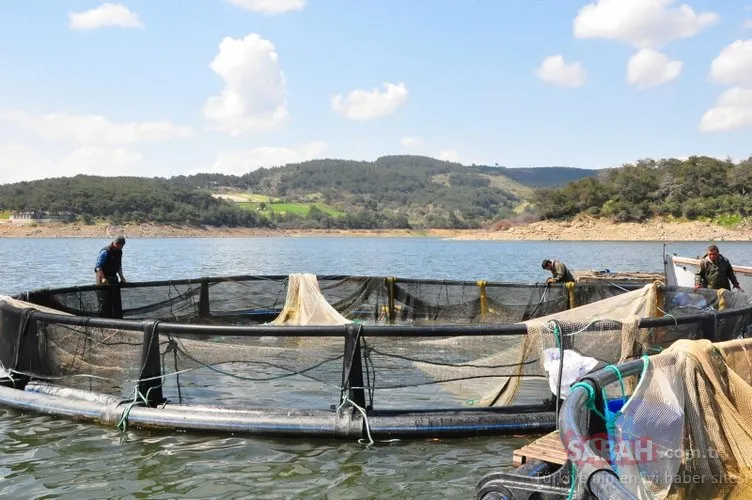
[2,274,751,441]
[476,289,752,500]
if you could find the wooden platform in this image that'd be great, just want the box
[512,430,568,467]
[574,270,664,284]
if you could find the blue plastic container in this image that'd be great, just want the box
[607,397,626,413]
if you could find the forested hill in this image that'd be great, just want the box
[4,154,750,229]
[167,155,597,196]
[3,154,750,229]
[0,155,597,229]
[534,155,752,223]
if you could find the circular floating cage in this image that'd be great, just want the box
[2,274,751,441]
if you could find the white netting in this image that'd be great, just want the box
[270,273,353,326]
[417,283,662,407]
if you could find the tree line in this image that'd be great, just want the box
[9,154,747,229]
[4,155,583,229]
[534,156,752,222]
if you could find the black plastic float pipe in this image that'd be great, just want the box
[26,307,742,337]
[0,383,559,439]
[0,384,359,437]
[365,410,556,438]
[17,276,646,295]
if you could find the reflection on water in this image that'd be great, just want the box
[2,237,752,497]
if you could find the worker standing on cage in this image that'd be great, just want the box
[95,236,127,318]
[694,244,742,291]
[541,259,575,283]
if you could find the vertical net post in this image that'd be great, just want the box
[477,280,488,321]
[566,282,576,309]
[138,320,164,406]
[386,277,396,324]
[342,324,366,409]
[198,278,210,319]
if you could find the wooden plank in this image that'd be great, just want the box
[513,430,568,467]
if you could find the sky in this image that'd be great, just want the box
[0,0,750,184]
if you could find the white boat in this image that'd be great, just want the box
[664,253,752,291]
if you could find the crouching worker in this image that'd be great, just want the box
[95,235,127,318]
[541,259,575,283]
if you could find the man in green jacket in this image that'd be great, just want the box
[541,259,575,283]
[694,244,742,291]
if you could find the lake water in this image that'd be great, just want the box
[1,237,751,498]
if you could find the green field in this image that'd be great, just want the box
[246,194,276,202]
[236,201,344,217]
[0,210,10,219]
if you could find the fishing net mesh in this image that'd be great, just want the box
[606,336,752,499]
[2,275,750,412]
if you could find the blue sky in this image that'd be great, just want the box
[0,0,750,183]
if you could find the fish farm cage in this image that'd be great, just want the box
[2,274,751,441]
[475,298,752,499]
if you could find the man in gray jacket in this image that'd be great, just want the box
[694,244,742,291]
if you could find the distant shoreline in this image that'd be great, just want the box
[1,217,751,241]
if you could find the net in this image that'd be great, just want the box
[607,337,752,499]
[270,273,353,326]
[2,275,752,439]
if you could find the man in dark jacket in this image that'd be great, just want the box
[541,259,575,283]
[694,244,742,291]
[95,236,127,318]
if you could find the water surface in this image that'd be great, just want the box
[1,237,750,498]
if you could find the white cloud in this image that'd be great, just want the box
[331,83,408,120]
[744,20,752,28]
[574,0,718,49]
[710,40,752,87]
[535,55,586,87]
[0,110,193,146]
[400,136,422,148]
[226,0,305,14]
[203,34,288,136]
[700,87,752,132]
[69,3,144,31]
[202,141,328,175]
[627,49,683,88]
[60,147,142,174]
[438,150,460,163]
[0,144,142,184]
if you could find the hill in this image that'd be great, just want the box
[0,155,596,230]
[490,166,601,188]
